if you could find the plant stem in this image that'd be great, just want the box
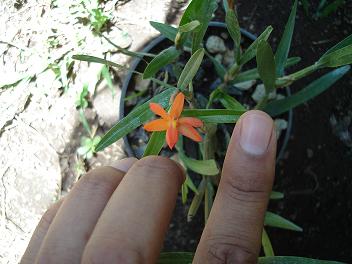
[79,108,92,137]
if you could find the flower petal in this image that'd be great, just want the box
[178,117,203,128]
[144,119,169,131]
[150,103,169,119]
[178,124,202,142]
[166,124,178,149]
[170,92,184,119]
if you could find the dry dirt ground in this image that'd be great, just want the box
[0,0,182,262]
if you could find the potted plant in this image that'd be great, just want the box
[73,0,351,262]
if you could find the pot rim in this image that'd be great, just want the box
[119,21,293,162]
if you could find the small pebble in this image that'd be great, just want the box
[307,148,314,158]
[206,35,227,54]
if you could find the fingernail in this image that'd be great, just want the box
[239,112,273,156]
[110,158,138,172]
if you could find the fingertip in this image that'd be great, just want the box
[137,155,186,185]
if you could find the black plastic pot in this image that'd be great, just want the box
[119,22,293,162]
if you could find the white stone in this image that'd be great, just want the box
[274,119,288,139]
[234,80,256,91]
[251,84,276,102]
[206,35,227,54]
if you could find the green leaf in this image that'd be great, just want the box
[72,55,125,70]
[95,88,177,151]
[217,91,246,111]
[265,211,302,232]
[232,57,301,84]
[256,40,276,93]
[188,178,206,222]
[182,109,245,123]
[301,0,310,15]
[270,191,284,200]
[323,33,352,56]
[222,0,229,12]
[258,256,345,264]
[206,51,226,80]
[181,181,188,204]
[265,66,350,116]
[240,26,273,65]
[179,20,200,33]
[225,9,241,62]
[262,228,275,257]
[178,48,205,90]
[275,0,297,77]
[318,0,345,18]
[100,65,115,96]
[143,131,166,157]
[179,152,219,176]
[150,21,178,42]
[179,0,218,53]
[158,252,194,264]
[318,44,352,68]
[143,47,181,79]
[185,175,199,194]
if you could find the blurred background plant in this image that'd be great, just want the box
[301,0,346,19]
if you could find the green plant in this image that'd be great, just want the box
[71,0,111,34]
[73,0,351,262]
[301,0,346,19]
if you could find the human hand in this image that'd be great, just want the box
[22,110,276,264]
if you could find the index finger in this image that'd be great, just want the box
[82,156,185,264]
[194,110,276,263]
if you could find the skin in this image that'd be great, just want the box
[21,110,276,264]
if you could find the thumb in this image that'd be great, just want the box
[194,110,276,264]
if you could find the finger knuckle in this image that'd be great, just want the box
[206,235,257,264]
[82,240,143,264]
[76,168,120,198]
[222,166,269,204]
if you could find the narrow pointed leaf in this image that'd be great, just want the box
[143,131,166,157]
[180,0,218,53]
[181,182,188,204]
[182,109,245,123]
[179,152,219,176]
[179,20,200,33]
[265,66,350,116]
[256,40,276,93]
[258,256,344,264]
[158,252,194,264]
[262,228,275,257]
[178,48,205,90]
[217,91,246,111]
[265,211,302,232]
[72,55,125,69]
[225,9,241,61]
[150,21,178,42]
[143,47,181,79]
[318,44,352,68]
[95,88,177,151]
[275,0,297,77]
[240,26,273,65]
[323,33,352,56]
[270,191,284,199]
[188,178,206,222]
[185,175,199,194]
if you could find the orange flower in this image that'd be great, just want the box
[144,92,203,149]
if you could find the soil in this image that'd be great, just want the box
[161,1,352,262]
